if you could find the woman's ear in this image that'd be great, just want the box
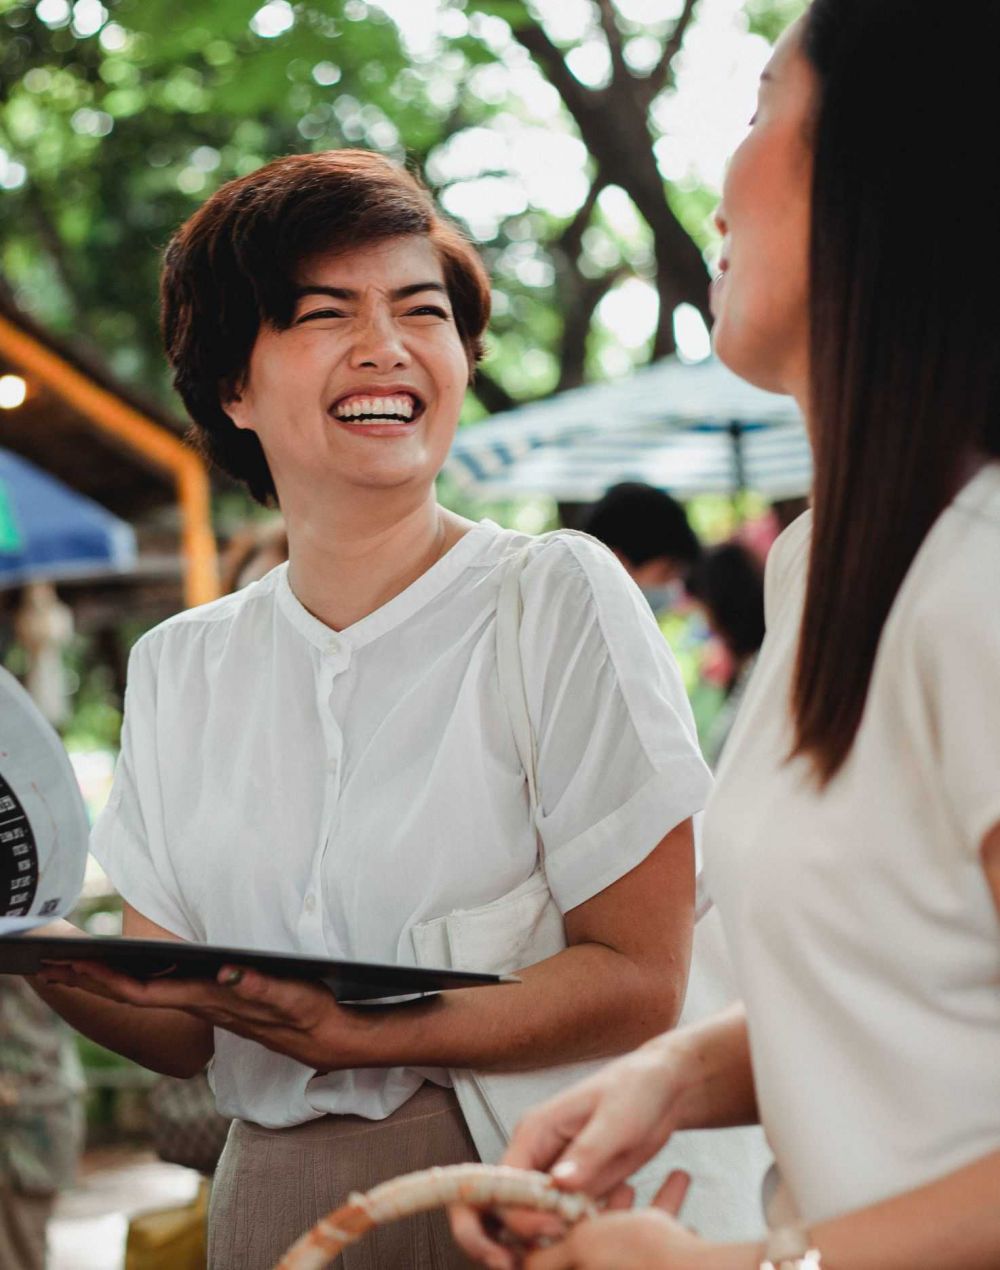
[220,379,253,431]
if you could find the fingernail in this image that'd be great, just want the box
[221,969,243,986]
[552,1161,578,1180]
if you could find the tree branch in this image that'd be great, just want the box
[594,0,629,86]
[644,0,700,102]
[557,174,607,263]
[557,263,633,391]
[511,21,599,126]
[471,366,517,416]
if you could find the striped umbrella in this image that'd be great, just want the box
[0,446,137,588]
[448,356,811,502]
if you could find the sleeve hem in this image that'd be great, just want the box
[542,758,713,913]
[87,847,198,943]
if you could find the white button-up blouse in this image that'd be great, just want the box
[91,520,711,1127]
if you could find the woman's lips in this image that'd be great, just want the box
[330,415,419,438]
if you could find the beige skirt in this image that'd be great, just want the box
[208,1083,480,1270]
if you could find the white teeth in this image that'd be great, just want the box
[333,393,418,423]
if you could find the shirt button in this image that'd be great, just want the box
[303,893,316,914]
[327,756,338,775]
[326,636,340,655]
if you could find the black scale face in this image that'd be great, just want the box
[0,771,39,919]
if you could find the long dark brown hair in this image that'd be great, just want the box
[793,0,1000,782]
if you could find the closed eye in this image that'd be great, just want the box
[295,308,348,324]
[406,306,450,319]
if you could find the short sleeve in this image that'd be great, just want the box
[914,569,1000,856]
[89,638,201,940]
[517,534,712,912]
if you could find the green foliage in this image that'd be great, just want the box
[0,0,801,412]
[744,0,809,42]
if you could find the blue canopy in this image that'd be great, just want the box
[447,356,812,501]
[0,447,137,587]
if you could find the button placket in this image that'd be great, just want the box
[298,648,348,947]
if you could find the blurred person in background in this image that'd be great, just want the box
[0,979,84,1270]
[24,150,769,1269]
[454,1,1000,1266]
[581,483,701,614]
[684,543,765,767]
[218,518,289,595]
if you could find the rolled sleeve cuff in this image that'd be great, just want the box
[89,836,198,943]
[541,757,713,913]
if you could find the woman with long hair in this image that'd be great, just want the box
[453,2,1000,1265]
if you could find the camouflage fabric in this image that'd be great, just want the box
[0,978,84,1195]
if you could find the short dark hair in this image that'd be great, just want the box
[161,149,492,505]
[582,482,701,569]
[685,543,765,663]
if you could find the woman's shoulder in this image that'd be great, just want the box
[762,509,812,628]
[517,529,623,591]
[132,567,283,665]
[901,466,1000,647]
[513,529,644,625]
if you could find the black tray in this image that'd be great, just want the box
[0,936,518,1002]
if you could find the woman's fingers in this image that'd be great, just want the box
[448,1204,515,1270]
[547,1102,642,1198]
[523,1233,578,1270]
[603,1182,635,1212]
[651,1170,690,1217]
[37,960,300,1026]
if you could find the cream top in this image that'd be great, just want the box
[705,466,1000,1223]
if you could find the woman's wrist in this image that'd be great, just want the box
[649,1026,714,1133]
[652,1004,756,1132]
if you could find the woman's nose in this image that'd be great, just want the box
[349,310,409,371]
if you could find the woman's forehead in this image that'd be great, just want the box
[297,235,445,290]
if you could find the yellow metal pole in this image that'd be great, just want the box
[0,312,219,607]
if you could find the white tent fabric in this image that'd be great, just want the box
[447,356,812,501]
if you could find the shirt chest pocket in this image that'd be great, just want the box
[410,867,565,975]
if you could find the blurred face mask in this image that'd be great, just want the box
[640,580,685,613]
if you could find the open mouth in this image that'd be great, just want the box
[329,391,425,426]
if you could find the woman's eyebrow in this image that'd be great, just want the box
[293,282,449,302]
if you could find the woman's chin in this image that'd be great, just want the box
[712,326,798,399]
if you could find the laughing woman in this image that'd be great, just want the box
[26,152,762,1268]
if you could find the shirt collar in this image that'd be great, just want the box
[275,519,503,653]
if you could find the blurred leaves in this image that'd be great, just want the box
[0,0,799,410]
[744,0,808,41]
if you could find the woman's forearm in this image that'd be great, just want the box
[333,821,699,1075]
[333,939,686,1074]
[31,976,214,1077]
[26,918,213,1077]
[692,1151,1000,1270]
[663,1002,759,1130]
[803,1151,1000,1270]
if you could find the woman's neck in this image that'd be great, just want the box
[284,494,475,632]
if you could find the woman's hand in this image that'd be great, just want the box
[451,1037,690,1266]
[462,1170,747,1270]
[524,1201,711,1270]
[35,960,365,1072]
